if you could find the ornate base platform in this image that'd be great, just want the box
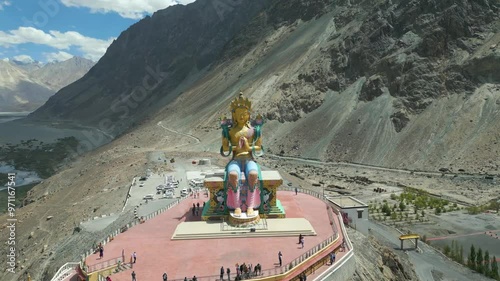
[229,211,260,225]
[202,170,286,221]
[172,218,316,240]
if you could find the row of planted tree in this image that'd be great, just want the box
[442,240,499,280]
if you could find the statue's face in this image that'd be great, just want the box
[233,107,250,125]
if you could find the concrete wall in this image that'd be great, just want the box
[318,252,356,281]
[342,207,368,225]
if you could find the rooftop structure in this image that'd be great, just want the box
[326,196,368,209]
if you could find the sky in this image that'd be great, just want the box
[0,0,195,63]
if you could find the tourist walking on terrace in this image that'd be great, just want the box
[227,267,231,281]
[278,251,283,266]
[300,237,304,249]
[99,246,104,259]
[131,271,136,281]
[295,187,298,195]
[133,252,137,263]
[163,272,168,281]
[220,266,225,280]
[298,234,303,244]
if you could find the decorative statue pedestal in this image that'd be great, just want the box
[202,170,285,222]
[201,93,285,224]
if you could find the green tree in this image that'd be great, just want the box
[454,241,461,262]
[468,245,476,270]
[399,201,406,211]
[382,203,391,216]
[459,244,464,264]
[451,240,459,261]
[443,244,451,257]
[491,256,499,280]
[484,250,490,277]
[477,248,484,274]
[390,212,397,220]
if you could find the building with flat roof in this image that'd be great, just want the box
[327,196,368,227]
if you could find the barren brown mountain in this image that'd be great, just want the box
[1,0,499,280]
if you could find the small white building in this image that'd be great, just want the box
[327,196,368,226]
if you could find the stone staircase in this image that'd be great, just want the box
[261,204,286,218]
[115,262,132,273]
[172,218,316,240]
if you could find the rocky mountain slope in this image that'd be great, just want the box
[30,57,95,93]
[0,57,94,112]
[29,0,270,134]
[0,0,499,280]
[155,0,500,174]
[30,0,500,173]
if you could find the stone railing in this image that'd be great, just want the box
[278,186,356,281]
[311,212,355,281]
[50,262,79,281]
[53,197,188,280]
[82,198,186,272]
[86,256,123,273]
[163,234,338,281]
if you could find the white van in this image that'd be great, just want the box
[143,194,154,200]
[180,189,188,196]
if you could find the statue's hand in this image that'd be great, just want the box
[242,137,251,151]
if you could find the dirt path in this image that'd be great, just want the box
[157,121,201,146]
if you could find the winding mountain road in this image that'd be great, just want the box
[157,121,201,145]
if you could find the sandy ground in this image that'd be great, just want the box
[0,116,498,281]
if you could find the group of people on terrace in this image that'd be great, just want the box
[219,262,262,281]
[192,202,205,216]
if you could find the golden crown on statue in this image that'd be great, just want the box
[230,92,252,112]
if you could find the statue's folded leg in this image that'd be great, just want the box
[227,160,241,216]
[245,161,260,215]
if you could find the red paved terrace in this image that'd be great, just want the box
[85,191,340,281]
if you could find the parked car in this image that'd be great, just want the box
[143,194,154,200]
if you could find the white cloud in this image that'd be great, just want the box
[44,51,74,62]
[0,1,11,10]
[12,54,34,63]
[2,58,9,62]
[60,0,195,19]
[0,27,114,61]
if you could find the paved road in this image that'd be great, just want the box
[357,220,491,281]
[81,214,120,232]
[266,154,497,180]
